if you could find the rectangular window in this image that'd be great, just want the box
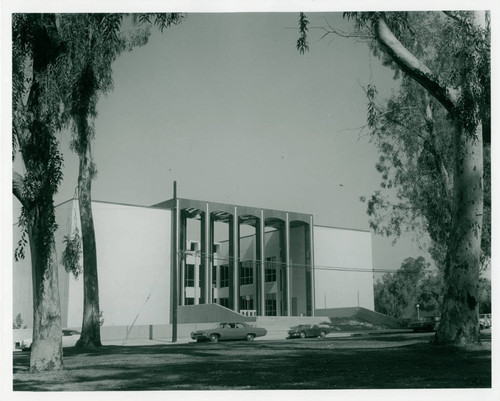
[240,296,254,310]
[212,265,217,285]
[219,298,229,308]
[185,297,194,305]
[185,264,195,287]
[239,260,253,285]
[265,257,277,282]
[220,265,229,287]
[265,293,277,316]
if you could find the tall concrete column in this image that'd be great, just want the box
[194,253,199,305]
[201,203,211,304]
[179,212,187,306]
[285,213,291,316]
[206,203,212,303]
[276,227,282,317]
[309,215,315,316]
[210,217,217,304]
[254,219,261,314]
[229,207,240,311]
[259,210,266,316]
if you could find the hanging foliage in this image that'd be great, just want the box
[61,229,83,279]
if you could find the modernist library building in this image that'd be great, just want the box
[13,196,375,329]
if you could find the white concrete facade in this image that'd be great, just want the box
[13,199,171,329]
[313,226,374,310]
[12,198,374,328]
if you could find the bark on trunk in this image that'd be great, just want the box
[435,122,483,344]
[27,213,64,372]
[75,139,102,348]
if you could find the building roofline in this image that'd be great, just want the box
[314,224,371,234]
[54,198,370,233]
[55,198,166,211]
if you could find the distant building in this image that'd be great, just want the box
[13,197,375,329]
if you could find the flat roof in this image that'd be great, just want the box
[153,197,313,225]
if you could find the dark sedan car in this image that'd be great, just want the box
[409,316,440,332]
[191,322,267,343]
[287,324,329,339]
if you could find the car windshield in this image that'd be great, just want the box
[215,322,249,329]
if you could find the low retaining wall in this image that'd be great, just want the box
[178,304,256,323]
[101,323,218,341]
[315,307,400,328]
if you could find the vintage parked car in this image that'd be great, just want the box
[190,322,267,343]
[479,314,491,330]
[409,316,440,332]
[287,324,329,339]
[15,329,81,351]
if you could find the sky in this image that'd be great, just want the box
[10,12,436,274]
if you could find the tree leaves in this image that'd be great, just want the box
[62,229,83,279]
[374,256,441,318]
[296,13,309,54]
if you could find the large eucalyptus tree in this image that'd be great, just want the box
[298,11,490,344]
[13,13,66,371]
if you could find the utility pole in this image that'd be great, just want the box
[172,181,178,343]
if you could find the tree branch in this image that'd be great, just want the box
[374,17,459,115]
[442,11,467,25]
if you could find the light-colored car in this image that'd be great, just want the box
[15,329,81,351]
[191,322,267,343]
[479,314,491,329]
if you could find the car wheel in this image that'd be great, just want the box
[246,333,255,342]
[319,331,326,338]
[209,334,219,343]
[299,331,306,339]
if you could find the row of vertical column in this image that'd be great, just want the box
[172,200,314,317]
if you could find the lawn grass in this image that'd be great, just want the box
[13,331,491,391]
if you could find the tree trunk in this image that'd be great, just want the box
[76,139,102,348]
[435,122,483,344]
[27,212,64,372]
